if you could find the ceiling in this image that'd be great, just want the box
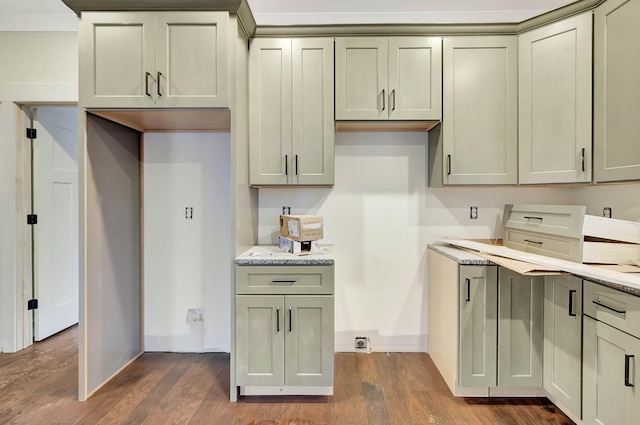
[0,0,579,31]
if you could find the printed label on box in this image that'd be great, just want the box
[288,220,300,237]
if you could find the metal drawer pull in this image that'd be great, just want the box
[447,155,452,175]
[625,354,634,387]
[289,308,292,332]
[524,216,543,221]
[465,278,471,302]
[285,155,288,176]
[145,72,152,97]
[382,89,386,111]
[569,290,576,317]
[272,279,297,284]
[157,71,162,96]
[295,155,299,176]
[581,148,586,172]
[592,300,626,314]
[524,239,543,245]
[392,89,396,111]
[276,308,280,332]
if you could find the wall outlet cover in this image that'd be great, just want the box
[186,308,204,324]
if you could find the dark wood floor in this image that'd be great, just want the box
[0,327,574,425]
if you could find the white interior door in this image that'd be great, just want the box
[33,106,79,341]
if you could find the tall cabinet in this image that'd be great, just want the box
[518,12,592,184]
[438,36,518,185]
[594,0,640,182]
[249,38,334,186]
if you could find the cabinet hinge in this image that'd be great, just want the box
[26,128,37,139]
[27,299,38,310]
[27,214,37,225]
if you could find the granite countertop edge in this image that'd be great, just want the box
[235,245,335,266]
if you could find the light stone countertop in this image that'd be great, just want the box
[235,245,334,266]
[428,244,494,265]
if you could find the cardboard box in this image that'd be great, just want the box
[280,215,323,241]
[279,236,318,255]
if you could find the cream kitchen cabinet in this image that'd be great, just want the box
[249,38,334,186]
[544,275,582,420]
[234,264,335,395]
[79,11,229,108]
[594,0,640,182]
[439,36,518,185]
[518,12,593,184]
[335,37,442,121]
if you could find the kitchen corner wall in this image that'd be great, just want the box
[258,131,576,352]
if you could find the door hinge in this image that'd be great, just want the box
[27,214,37,225]
[26,128,37,139]
[27,299,38,310]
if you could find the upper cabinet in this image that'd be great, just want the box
[594,0,640,182]
[335,37,442,121]
[518,13,593,185]
[249,38,334,186]
[79,12,229,108]
[438,36,518,185]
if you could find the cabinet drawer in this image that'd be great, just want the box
[503,204,586,239]
[584,280,640,339]
[504,229,581,262]
[236,265,334,295]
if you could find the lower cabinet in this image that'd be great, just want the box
[544,275,582,420]
[236,295,334,387]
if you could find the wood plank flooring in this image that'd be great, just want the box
[0,327,574,425]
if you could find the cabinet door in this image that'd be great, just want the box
[285,296,334,386]
[544,275,582,418]
[519,13,592,184]
[388,37,442,120]
[236,295,285,386]
[335,37,388,120]
[79,12,155,108]
[155,12,229,108]
[583,317,640,425]
[498,268,543,387]
[459,265,498,388]
[443,36,518,185]
[594,0,640,182]
[291,38,334,185]
[249,38,292,185]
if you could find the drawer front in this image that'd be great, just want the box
[503,204,586,239]
[584,280,640,339]
[504,229,582,262]
[236,265,334,295]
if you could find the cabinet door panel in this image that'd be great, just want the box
[335,38,388,120]
[291,38,334,185]
[583,317,640,425]
[249,39,291,185]
[79,12,155,107]
[595,0,640,182]
[519,13,592,184]
[443,36,517,185]
[498,268,543,387]
[459,265,498,388]
[285,296,334,386]
[236,296,285,386]
[543,275,582,418]
[155,12,229,108]
[389,37,442,120]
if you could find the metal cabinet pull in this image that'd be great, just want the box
[592,300,626,314]
[524,239,543,245]
[392,89,396,111]
[145,72,152,97]
[295,155,299,176]
[569,290,576,316]
[157,71,162,97]
[447,155,452,175]
[272,279,297,284]
[381,89,386,111]
[625,354,634,387]
[581,148,586,172]
[524,216,543,221]
[289,308,292,332]
[276,308,280,332]
[285,155,288,176]
[465,278,471,302]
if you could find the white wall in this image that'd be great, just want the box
[572,183,640,222]
[258,132,575,352]
[0,31,77,352]
[143,132,232,352]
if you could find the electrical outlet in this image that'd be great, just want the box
[186,308,204,324]
[603,207,612,218]
[470,206,478,219]
[355,336,368,352]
